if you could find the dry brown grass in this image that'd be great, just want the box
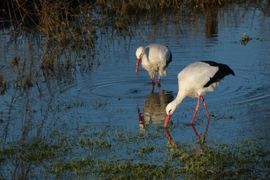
[1,0,267,69]
[2,0,261,38]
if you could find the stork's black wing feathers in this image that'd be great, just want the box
[201,61,235,88]
[166,51,172,68]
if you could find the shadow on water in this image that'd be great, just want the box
[1,1,270,179]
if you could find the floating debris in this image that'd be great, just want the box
[240,33,252,45]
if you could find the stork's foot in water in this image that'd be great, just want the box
[157,76,161,87]
[163,128,176,147]
[151,76,155,86]
[151,83,155,93]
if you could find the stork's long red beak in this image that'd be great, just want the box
[164,114,171,128]
[136,58,141,75]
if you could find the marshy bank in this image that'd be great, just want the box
[1,0,270,179]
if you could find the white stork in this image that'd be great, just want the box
[135,43,172,86]
[164,61,235,128]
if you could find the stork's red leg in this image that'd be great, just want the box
[137,106,144,126]
[203,114,210,142]
[163,128,175,146]
[191,125,201,142]
[151,76,155,86]
[157,76,161,86]
[191,96,201,125]
[201,96,211,121]
[200,96,211,141]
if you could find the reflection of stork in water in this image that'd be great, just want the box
[137,90,174,129]
[164,120,210,154]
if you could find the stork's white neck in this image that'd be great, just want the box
[173,91,186,107]
[166,90,186,116]
[141,53,151,68]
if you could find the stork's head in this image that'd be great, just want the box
[164,102,177,128]
[135,46,144,74]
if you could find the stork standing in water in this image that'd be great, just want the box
[164,61,235,128]
[136,44,172,86]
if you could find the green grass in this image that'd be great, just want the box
[50,141,270,178]
[79,138,112,149]
[0,139,65,163]
[138,145,155,154]
[1,127,269,179]
[51,159,181,179]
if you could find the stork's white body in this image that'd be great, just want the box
[164,61,235,128]
[177,61,220,98]
[136,44,172,84]
[141,44,171,77]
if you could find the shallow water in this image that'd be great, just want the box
[1,4,270,178]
